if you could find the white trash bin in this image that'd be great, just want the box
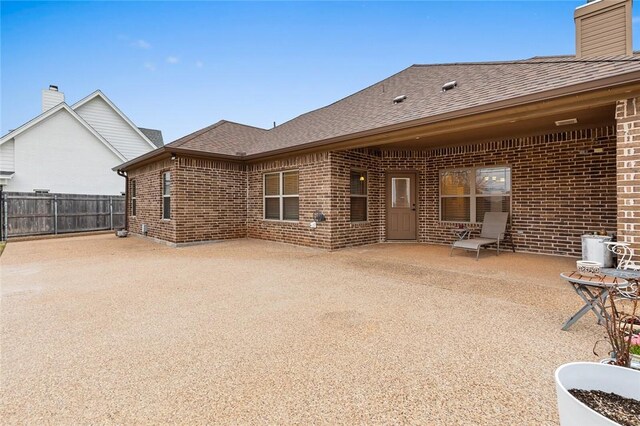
[581,235,613,268]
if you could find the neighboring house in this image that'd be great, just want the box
[116,0,640,257]
[0,87,163,195]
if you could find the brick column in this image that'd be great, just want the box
[615,98,640,255]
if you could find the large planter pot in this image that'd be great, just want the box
[555,362,640,425]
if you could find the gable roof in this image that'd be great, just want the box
[71,91,158,151]
[166,120,267,155]
[157,55,640,158]
[0,103,126,162]
[139,128,164,148]
[116,54,640,171]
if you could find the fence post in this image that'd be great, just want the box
[1,191,5,241]
[53,195,58,235]
[109,197,113,230]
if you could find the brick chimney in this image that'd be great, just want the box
[575,0,633,58]
[41,85,64,112]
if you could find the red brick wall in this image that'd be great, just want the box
[127,158,176,242]
[329,149,383,249]
[173,157,246,243]
[246,153,333,249]
[129,125,617,257]
[615,98,640,256]
[377,125,618,256]
[127,157,246,244]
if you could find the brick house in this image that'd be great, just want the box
[116,0,640,257]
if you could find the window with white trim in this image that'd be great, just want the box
[162,172,171,220]
[440,166,511,223]
[264,171,299,221]
[350,170,367,222]
[131,180,137,216]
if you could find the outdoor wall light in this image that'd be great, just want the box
[359,175,365,182]
[313,210,326,222]
[171,153,177,160]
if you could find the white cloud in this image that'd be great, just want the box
[195,60,204,68]
[132,39,151,49]
[144,62,156,72]
[166,56,179,64]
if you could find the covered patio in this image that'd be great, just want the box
[1,234,602,424]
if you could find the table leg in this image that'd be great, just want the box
[578,286,607,324]
[561,284,608,331]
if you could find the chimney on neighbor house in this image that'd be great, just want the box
[575,0,633,58]
[41,85,65,112]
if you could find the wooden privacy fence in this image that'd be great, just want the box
[0,192,125,239]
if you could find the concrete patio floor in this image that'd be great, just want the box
[1,234,600,424]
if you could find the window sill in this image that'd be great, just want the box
[350,221,369,226]
[262,219,300,224]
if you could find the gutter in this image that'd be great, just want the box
[115,69,640,171]
[113,147,244,172]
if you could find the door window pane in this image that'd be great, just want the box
[265,198,280,219]
[441,197,470,222]
[283,197,299,220]
[441,170,470,195]
[392,178,410,208]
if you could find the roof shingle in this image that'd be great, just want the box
[168,55,640,157]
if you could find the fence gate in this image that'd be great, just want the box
[0,192,125,239]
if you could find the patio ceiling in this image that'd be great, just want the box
[378,103,616,150]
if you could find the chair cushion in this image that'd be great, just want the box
[452,238,498,250]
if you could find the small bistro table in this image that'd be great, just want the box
[599,268,640,282]
[560,271,628,331]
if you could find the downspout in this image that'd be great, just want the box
[117,169,128,231]
[0,185,4,241]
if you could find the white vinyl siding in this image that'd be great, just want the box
[75,96,151,160]
[4,109,124,195]
[0,139,15,172]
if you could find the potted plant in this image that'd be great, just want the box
[631,334,640,368]
[555,283,640,425]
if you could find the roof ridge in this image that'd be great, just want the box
[412,57,640,67]
[218,120,268,131]
[166,120,229,147]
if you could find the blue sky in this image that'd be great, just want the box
[2,1,639,142]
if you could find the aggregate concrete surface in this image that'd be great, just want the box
[1,235,599,424]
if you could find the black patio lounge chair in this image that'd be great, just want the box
[450,212,510,260]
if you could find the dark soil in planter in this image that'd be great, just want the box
[569,389,640,426]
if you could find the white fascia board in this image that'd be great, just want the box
[71,90,158,150]
[0,103,68,146]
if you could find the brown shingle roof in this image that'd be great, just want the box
[167,120,267,155]
[167,55,640,157]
